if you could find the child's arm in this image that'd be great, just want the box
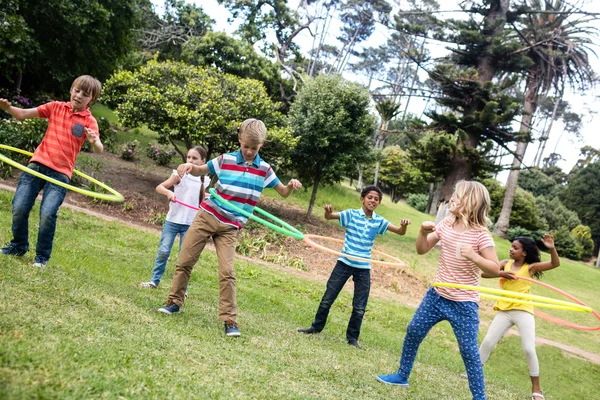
[461,245,500,276]
[323,204,340,220]
[156,174,181,202]
[0,99,39,120]
[177,163,209,177]
[274,179,302,198]
[481,259,512,278]
[416,221,439,254]
[388,219,411,235]
[84,127,103,153]
[529,234,560,276]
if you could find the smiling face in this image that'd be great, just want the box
[239,139,263,163]
[361,190,381,213]
[70,86,93,112]
[509,240,526,261]
[186,148,205,166]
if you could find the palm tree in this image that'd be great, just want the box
[493,0,597,238]
[373,97,401,186]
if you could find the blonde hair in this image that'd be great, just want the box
[238,118,267,144]
[71,75,102,104]
[447,180,491,229]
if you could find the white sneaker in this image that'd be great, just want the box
[32,261,47,268]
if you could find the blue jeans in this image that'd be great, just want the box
[9,163,69,263]
[311,260,371,341]
[150,220,190,286]
[398,287,486,400]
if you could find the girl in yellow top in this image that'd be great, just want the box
[479,234,559,400]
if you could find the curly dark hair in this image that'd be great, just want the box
[361,185,383,202]
[514,237,543,279]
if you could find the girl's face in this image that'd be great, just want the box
[187,149,205,166]
[448,192,461,214]
[509,240,525,261]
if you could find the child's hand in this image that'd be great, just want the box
[0,98,11,112]
[459,245,477,261]
[400,219,411,227]
[420,221,435,234]
[177,163,194,177]
[541,233,555,249]
[323,204,333,218]
[498,270,516,280]
[166,190,175,202]
[287,179,302,190]
[84,127,98,143]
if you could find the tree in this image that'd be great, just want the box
[102,60,284,160]
[378,146,428,202]
[288,74,376,217]
[562,160,600,247]
[373,97,401,185]
[517,167,562,198]
[494,0,597,237]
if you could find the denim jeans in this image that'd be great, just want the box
[150,220,190,286]
[9,163,69,263]
[311,260,371,341]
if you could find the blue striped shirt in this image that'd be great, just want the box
[201,150,280,228]
[338,208,390,269]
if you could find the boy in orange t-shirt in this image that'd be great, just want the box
[0,75,103,267]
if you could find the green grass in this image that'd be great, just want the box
[1,188,599,399]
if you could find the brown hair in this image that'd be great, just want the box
[238,118,267,144]
[188,146,207,160]
[447,180,491,229]
[71,75,102,104]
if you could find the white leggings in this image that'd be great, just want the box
[479,310,539,376]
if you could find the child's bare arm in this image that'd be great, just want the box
[529,233,560,276]
[274,179,302,198]
[323,204,340,220]
[416,221,438,254]
[156,174,181,202]
[0,99,39,120]
[84,127,103,153]
[481,260,510,278]
[177,163,209,177]
[388,219,411,235]
[462,245,500,276]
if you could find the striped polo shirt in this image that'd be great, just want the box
[201,150,280,229]
[31,102,99,179]
[433,219,495,302]
[337,208,390,269]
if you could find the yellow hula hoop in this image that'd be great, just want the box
[433,282,592,312]
[479,293,588,312]
[0,144,124,202]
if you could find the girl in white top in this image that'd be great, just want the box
[139,146,208,288]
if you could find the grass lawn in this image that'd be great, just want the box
[1,187,599,399]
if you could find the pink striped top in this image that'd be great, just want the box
[433,219,495,302]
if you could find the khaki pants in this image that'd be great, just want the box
[167,210,239,321]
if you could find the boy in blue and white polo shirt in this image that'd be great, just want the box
[298,185,410,349]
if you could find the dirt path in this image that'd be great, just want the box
[1,182,599,365]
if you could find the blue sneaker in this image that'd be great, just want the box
[224,320,241,337]
[1,245,27,257]
[158,303,180,314]
[376,373,409,386]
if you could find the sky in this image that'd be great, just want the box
[153,0,600,182]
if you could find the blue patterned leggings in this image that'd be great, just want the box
[398,287,486,400]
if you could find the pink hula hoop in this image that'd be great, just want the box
[173,198,199,211]
[499,276,600,331]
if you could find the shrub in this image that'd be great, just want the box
[121,140,139,161]
[571,225,594,259]
[0,118,47,177]
[146,143,176,167]
[407,193,428,212]
[506,226,544,242]
[552,226,582,260]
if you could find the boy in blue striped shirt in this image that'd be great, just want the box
[298,185,410,348]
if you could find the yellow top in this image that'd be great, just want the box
[493,260,534,314]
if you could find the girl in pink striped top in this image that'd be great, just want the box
[377,181,500,400]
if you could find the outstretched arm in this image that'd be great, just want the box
[323,204,340,220]
[388,219,411,235]
[177,163,209,177]
[416,221,438,254]
[481,260,512,278]
[274,179,302,198]
[0,98,39,120]
[529,234,560,276]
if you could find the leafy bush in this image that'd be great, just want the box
[121,140,139,161]
[506,226,544,242]
[536,195,580,231]
[552,226,582,260]
[407,193,428,212]
[146,143,176,167]
[486,179,543,231]
[571,225,594,259]
[0,118,47,177]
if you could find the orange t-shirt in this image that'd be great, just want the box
[30,101,99,179]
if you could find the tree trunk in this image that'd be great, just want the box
[356,165,364,191]
[535,94,561,167]
[493,66,540,238]
[373,120,387,186]
[306,173,321,218]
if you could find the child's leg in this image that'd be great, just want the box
[312,261,353,332]
[398,288,445,380]
[7,168,44,252]
[150,221,181,286]
[512,311,540,382]
[346,266,370,341]
[447,300,486,400]
[35,168,69,263]
[212,223,239,322]
[479,311,513,364]
[167,211,213,306]
[178,224,191,294]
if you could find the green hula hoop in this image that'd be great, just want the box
[0,144,124,202]
[209,188,304,240]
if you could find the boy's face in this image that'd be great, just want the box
[70,86,93,112]
[239,138,263,163]
[361,190,381,212]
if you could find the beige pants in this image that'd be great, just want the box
[167,210,239,321]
